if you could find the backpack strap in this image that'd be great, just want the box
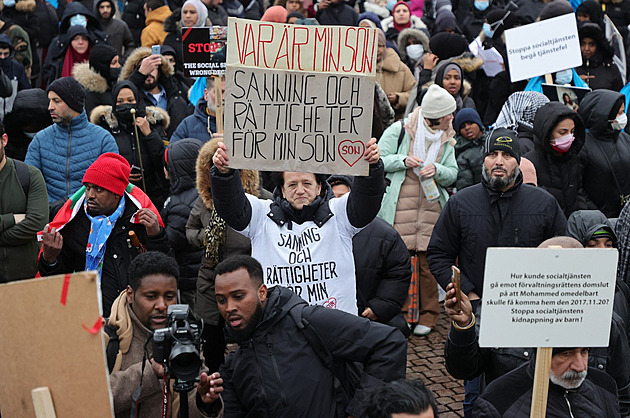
[103,319,120,374]
[396,119,406,151]
[288,303,333,369]
[13,159,30,197]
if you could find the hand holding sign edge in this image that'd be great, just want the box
[363,138,380,165]
[213,141,231,173]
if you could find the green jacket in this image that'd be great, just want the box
[377,113,458,226]
[0,158,48,282]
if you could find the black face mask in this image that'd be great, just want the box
[114,103,137,123]
[109,67,121,81]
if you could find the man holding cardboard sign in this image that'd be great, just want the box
[210,138,383,315]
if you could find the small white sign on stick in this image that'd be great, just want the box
[479,248,617,348]
[504,13,582,82]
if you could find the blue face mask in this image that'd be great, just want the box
[3,0,15,7]
[70,14,88,28]
[483,22,495,38]
[474,0,489,11]
[555,69,573,85]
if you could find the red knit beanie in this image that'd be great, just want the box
[82,153,131,196]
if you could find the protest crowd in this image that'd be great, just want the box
[4,0,630,415]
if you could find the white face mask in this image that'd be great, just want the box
[612,113,627,131]
[406,44,424,61]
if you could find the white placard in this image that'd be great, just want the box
[479,248,618,348]
[504,13,582,82]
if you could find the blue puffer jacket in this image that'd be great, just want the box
[25,111,118,203]
[170,99,216,144]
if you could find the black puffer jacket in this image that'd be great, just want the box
[523,102,588,218]
[474,357,620,417]
[219,285,407,417]
[90,81,170,209]
[161,138,203,291]
[427,173,567,296]
[579,89,630,218]
[352,217,411,322]
[38,194,172,317]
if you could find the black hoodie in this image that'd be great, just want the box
[579,89,630,218]
[523,101,588,217]
[576,22,623,92]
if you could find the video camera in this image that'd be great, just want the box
[152,304,203,390]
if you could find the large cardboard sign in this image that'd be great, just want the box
[479,248,617,348]
[182,26,227,77]
[224,18,377,175]
[0,272,114,417]
[505,13,582,82]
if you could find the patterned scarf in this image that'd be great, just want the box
[616,202,630,285]
[494,91,550,130]
[413,110,443,178]
[85,197,126,278]
[203,209,227,268]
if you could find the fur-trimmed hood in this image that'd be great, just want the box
[73,62,108,93]
[90,104,171,129]
[397,28,430,62]
[421,52,483,95]
[3,0,36,13]
[119,47,174,81]
[196,138,260,209]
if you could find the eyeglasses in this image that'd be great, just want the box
[288,0,302,4]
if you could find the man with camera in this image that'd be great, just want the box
[214,255,407,417]
[106,251,223,417]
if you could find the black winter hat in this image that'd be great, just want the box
[47,77,86,113]
[485,9,515,38]
[429,32,469,61]
[89,43,118,79]
[485,127,521,163]
[538,0,574,21]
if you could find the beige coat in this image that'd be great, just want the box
[392,110,456,252]
[376,48,417,120]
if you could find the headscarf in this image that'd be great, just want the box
[111,80,146,126]
[261,5,288,22]
[435,62,464,109]
[61,26,92,78]
[494,91,550,130]
[181,0,209,27]
[392,1,412,33]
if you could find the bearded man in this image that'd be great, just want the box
[427,127,567,301]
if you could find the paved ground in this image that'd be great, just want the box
[406,305,465,417]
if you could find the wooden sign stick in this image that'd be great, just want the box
[214,75,223,134]
[544,73,553,84]
[530,347,553,418]
[32,387,57,418]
